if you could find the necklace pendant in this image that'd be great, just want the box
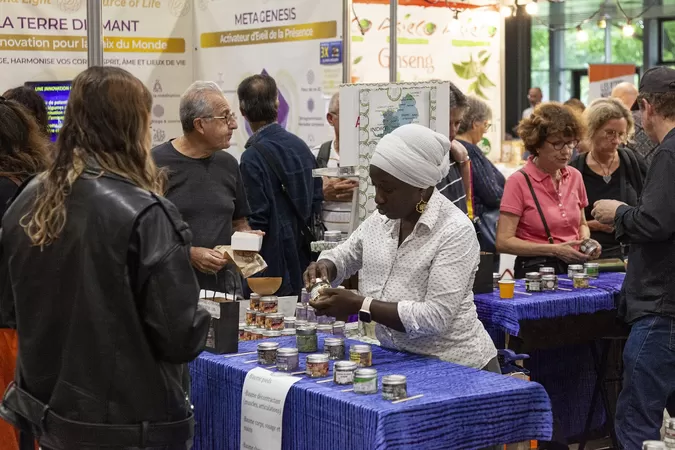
[602,175,612,184]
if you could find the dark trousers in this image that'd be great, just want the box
[615,315,675,449]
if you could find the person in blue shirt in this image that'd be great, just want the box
[237,74,323,296]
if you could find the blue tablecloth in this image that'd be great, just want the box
[474,273,624,336]
[190,336,553,450]
[474,273,626,441]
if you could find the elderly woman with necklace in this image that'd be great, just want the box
[497,103,602,278]
[304,124,497,372]
[569,97,647,260]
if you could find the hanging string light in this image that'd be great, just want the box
[622,19,635,37]
[576,25,589,42]
[500,5,514,18]
[524,0,538,16]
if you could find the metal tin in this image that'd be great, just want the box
[276,348,299,372]
[353,368,378,394]
[382,375,407,401]
[324,337,345,360]
[296,326,318,353]
[350,344,373,367]
[580,239,599,256]
[542,274,557,291]
[255,312,266,327]
[249,293,261,312]
[332,321,346,337]
[316,324,333,334]
[567,264,584,278]
[642,442,666,450]
[539,266,555,275]
[260,296,278,313]
[264,313,285,331]
[284,317,296,329]
[493,273,500,289]
[257,342,279,365]
[333,360,358,385]
[525,272,542,293]
[281,328,296,336]
[306,354,330,378]
[573,274,589,289]
[309,278,331,302]
[584,262,600,278]
[245,308,256,326]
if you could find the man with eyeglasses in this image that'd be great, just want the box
[152,80,257,295]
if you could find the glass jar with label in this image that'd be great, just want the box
[238,322,246,341]
[296,326,318,353]
[542,274,558,291]
[333,360,358,385]
[255,312,265,328]
[493,273,500,289]
[276,348,299,372]
[353,368,378,394]
[525,272,542,293]
[257,342,279,365]
[284,317,296,329]
[324,337,345,360]
[316,324,333,334]
[306,354,330,378]
[245,308,256,326]
[350,344,373,367]
[382,375,407,400]
[539,267,555,276]
[584,262,600,278]
[250,328,263,340]
[580,239,599,256]
[664,418,675,448]
[243,326,254,341]
[345,322,359,338]
[281,328,296,336]
[264,313,285,331]
[567,264,584,278]
[250,293,261,312]
[332,321,346,337]
[573,274,589,289]
[309,278,331,302]
[295,304,308,321]
[260,296,278,313]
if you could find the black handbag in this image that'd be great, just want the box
[252,143,325,261]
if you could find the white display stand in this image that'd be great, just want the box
[338,81,451,229]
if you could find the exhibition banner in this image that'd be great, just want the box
[195,0,343,159]
[349,3,503,159]
[0,0,194,146]
[588,64,636,103]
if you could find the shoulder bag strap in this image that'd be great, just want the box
[251,143,315,239]
[519,170,554,244]
[316,141,332,169]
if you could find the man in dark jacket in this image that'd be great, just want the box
[0,173,210,449]
[237,74,323,296]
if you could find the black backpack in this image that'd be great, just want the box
[316,141,332,169]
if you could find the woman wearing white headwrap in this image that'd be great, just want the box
[304,124,498,371]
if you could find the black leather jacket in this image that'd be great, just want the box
[0,171,210,449]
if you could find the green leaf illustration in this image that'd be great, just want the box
[468,80,478,94]
[452,63,469,79]
[353,56,363,65]
[480,55,491,66]
[478,50,488,58]
[477,73,496,88]
[404,13,411,19]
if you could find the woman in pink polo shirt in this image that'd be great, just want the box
[496,103,602,278]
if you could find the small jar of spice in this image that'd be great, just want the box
[284,317,296,329]
[382,375,407,401]
[250,328,263,340]
[295,304,308,321]
[332,321,346,337]
[353,368,378,394]
[309,278,331,302]
[257,342,279,365]
[584,262,600,278]
[316,324,333,334]
[250,293,261,311]
[333,360,358,385]
[542,274,558,291]
[276,348,299,372]
[324,337,345,360]
[260,296,278,313]
[568,264,584,278]
[350,344,373,368]
[306,354,330,378]
[265,313,285,331]
[255,312,265,328]
[296,326,318,353]
[539,267,555,276]
[525,272,542,293]
[245,309,256,326]
[573,273,589,289]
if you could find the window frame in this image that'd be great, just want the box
[657,17,675,64]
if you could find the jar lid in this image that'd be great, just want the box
[262,330,280,337]
[334,361,358,370]
[354,368,377,378]
[382,374,407,385]
[296,326,317,335]
[573,273,588,279]
[525,272,541,278]
[351,344,371,353]
[332,321,345,327]
[267,313,284,319]
[285,317,296,322]
[568,264,584,270]
[307,353,329,363]
[254,328,266,333]
[258,342,279,350]
[244,326,254,332]
[277,347,298,356]
[324,337,344,346]
[261,296,278,302]
[239,322,246,328]
[539,266,555,272]
[281,329,297,336]
[295,320,308,326]
[246,308,255,313]
[584,262,599,267]
[250,294,261,300]
[316,324,333,331]
[542,274,557,280]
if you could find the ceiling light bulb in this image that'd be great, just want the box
[500,5,513,18]
[525,1,538,15]
[597,18,607,29]
[622,21,635,37]
[576,26,588,42]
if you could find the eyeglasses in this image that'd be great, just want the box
[603,129,627,142]
[484,122,493,131]
[546,139,578,151]
[202,112,237,123]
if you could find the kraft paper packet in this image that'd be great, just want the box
[213,245,267,278]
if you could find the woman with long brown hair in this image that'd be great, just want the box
[0,97,50,450]
[0,66,209,450]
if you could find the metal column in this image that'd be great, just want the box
[604,20,612,63]
[87,0,103,67]
[342,0,352,83]
[389,0,397,82]
[548,1,565,101]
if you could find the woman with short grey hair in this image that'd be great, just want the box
[456,96,504,254]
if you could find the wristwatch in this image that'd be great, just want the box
[358,297,373,323]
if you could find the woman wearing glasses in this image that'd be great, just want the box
[569,97,647,260]
[496,103,602,278]
[152,81,258,294]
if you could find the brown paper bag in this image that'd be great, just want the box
[213,245,267,278]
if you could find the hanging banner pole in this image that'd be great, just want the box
[389,0,397,82]
[87,0,103,67]
[343,0,352,83]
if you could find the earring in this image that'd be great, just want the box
[416,198,428,214]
